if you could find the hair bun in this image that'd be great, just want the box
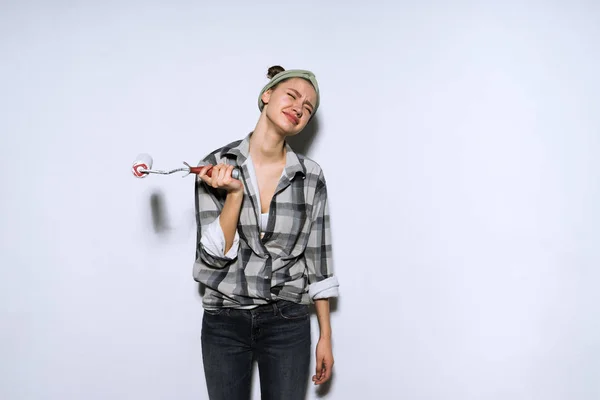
[267,65,285,79]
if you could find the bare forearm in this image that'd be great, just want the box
[219,191,243,254]
[314,299,332,339]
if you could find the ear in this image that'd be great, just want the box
[261,89,273,106]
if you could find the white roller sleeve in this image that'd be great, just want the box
[132,153,153,178]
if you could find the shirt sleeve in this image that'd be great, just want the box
[305,173,340,301]
[194,157,239,269]
[200,215,240,259]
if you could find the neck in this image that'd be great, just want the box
[249,114,287,166]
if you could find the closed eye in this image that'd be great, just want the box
[288,89,314,114]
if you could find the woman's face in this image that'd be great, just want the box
[261,78,317,136]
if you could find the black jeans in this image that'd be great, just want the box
[201,300,311,400]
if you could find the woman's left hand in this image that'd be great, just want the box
[312,337,334,385]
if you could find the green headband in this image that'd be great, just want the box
[258,69,320,114]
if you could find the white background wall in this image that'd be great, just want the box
[1,1,599,399]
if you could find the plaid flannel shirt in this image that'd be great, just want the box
[193,134,339,309]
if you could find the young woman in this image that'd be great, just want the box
[192,66,340,400]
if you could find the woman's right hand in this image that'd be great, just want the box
[198,163,243,194]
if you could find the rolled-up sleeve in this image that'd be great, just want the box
[200,216,240,259]
[306,173,339,301]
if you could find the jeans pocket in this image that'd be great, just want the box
[278,302,309,320]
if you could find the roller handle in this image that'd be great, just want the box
[189,165,240,180]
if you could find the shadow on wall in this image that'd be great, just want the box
[149,191,171,234]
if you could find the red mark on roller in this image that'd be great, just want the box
[132,163,148,177]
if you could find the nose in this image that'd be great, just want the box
[292,103,302,117]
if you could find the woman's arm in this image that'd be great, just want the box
[197,163,244,258]
[305,172,339,385]
[312,299,334,385]
[219,189,244,254]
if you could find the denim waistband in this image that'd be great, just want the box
[236,299,305,316]
[253,300,292,313]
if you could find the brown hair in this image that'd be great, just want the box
[267,65,285,79]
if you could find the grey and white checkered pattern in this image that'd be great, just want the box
[192,134,337,309]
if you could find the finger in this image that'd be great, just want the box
[315,359,322,380]
[314,371,325,384]
[204,165,214,178]
[217,164,227,185]
[322,363,332,383]
[312,372,320,384]
[210,165,223,188]
[313,361,325,384]
[225,164,234,182]
[319,364,326,381]
[198,165,213,184]
[198,164,211,177]
[316,360,333,384]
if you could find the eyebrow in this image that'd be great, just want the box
[289,88,314,110]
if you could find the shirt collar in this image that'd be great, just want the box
[222,132,306,180]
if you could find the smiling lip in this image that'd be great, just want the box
[283,111,299,125]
